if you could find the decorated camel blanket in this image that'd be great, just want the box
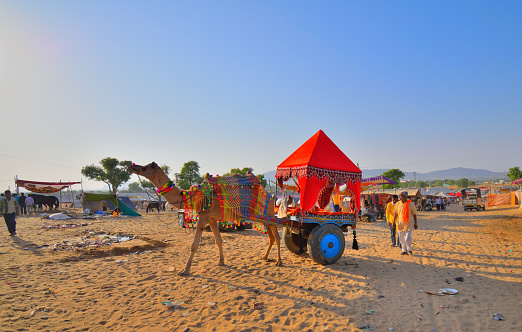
[182,175,272,232]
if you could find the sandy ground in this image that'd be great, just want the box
[0,204,520,332]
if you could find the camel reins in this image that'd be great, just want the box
[136,173,199,210]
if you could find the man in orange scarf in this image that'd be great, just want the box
[393,191,418,255]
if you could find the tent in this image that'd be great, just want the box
[361,176,396,192]
[83,193,141,216]
[16,179,80,193]
[275,130,362,212]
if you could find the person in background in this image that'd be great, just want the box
[332,194,341,212]
[361,203,376,222]
[1,190,19,236]
[287,195,295,208]
[435,196,442,211]
[393,191,418,255]
[386,195,400,247]
[25,194,35,215]
[18,193,27,216]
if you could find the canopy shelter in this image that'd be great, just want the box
[275,130,362,212]
[361,176,396,191]
[83,193,141,216]
[512,178,522,185]
[436,192,449,198]
[16,179,80,194]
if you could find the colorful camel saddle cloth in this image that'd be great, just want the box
[182,175,272,232]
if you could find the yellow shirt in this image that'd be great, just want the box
[386,202,395,224]
[394,200,417,232]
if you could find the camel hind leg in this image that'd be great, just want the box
[208,218,225,266]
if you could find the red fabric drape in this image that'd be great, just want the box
[297,175,328,211]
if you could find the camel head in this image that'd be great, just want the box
[127,162,165,180]
[128,161,175,191]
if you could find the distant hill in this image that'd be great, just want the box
[363,167,506,181]
[263,167,507,182]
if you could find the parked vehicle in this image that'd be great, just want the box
[462,188,486,211]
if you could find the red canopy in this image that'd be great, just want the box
[275,130,362,212]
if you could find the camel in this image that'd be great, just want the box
[128,162,282,276]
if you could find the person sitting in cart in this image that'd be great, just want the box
[361,203,376,222]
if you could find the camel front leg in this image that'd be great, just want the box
[178,219,207,276]
[268,226,282,266]
[208,219,225,266]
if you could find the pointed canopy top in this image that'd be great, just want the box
[277,130,361,173]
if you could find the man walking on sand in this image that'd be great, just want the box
[1,190,19,236]
[393,191,418,255]
[25,195,35,215]
[18,193,27,215]
[386,195,400,247]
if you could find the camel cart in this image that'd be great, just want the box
[271,130,362,265]
[178,130,362,265]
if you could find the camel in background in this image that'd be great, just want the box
[128,162,281,276]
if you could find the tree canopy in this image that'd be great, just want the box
[456,178,470,188]
[222,167,268,187]
[81,157,133,194]
[507,166,522,182]
[178,161,203,190]
[127,182,144,192]
[382,169,405,189]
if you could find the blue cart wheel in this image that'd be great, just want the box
[307,224,345,265]
[320,233,342,258]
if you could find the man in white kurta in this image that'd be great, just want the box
[393,192,418,255]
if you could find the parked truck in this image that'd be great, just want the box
[461,188,486,211]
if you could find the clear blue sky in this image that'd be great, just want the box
[1,1,520,190]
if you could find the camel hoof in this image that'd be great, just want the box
[178,269,190,276]
[216,261,225,266]
[261,256,268,261]
[275,261,283,267]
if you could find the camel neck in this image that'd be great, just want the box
[151,174,184,205]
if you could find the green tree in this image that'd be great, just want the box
[222,167,268,187]
[127,182,143,192]
[469,180,476,186]
[434,180,443,187]
[222,167,253,176]
[256,174,268,188]
[81,158,133,194]
[446,179,455,185]
[456,178,469,188]
[382,169,405,189]
[178,161,203,190]
[507,167,522,182]
[417,181,428,188]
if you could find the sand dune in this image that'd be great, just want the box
[1,205,520,331]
